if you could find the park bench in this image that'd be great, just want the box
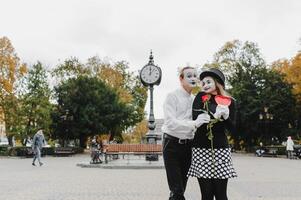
[54,147,76,156]
[103,144,162,164]
[263,147,277,157]
[256,146,278,157]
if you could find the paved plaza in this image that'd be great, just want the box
[0,153,300,200]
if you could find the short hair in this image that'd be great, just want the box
[178,66,195,78]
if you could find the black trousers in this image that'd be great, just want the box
[163,135,192,200]
[197,178,228,200]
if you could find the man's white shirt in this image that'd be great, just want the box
[161,87,196,140]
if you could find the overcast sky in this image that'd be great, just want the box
[1,0,301,119]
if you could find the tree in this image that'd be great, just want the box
[0,36,27,144]
[0,37,27,95]
[52,76,131,147]
[51,57,89,82]
[205,40,296,149]
[272,52,301,135]
[86,57,148,140]
[52,56,148,141]
[272,54,301,103]
[125,120,148,143]
[19,62,53,144]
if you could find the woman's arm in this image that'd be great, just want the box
[224,98,237,136]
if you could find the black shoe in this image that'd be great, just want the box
[32,163,36,166]
[39,162,43,166]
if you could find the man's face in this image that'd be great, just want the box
[182,68,198,88]
[201,76,216,94]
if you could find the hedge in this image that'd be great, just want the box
[3,146,83,157]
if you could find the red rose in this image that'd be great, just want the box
[215,95,231,106]
[202,95,209,102]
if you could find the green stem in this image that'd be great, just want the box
[208,124,215,174]
[204,101,219,175]
[204,100,215,174]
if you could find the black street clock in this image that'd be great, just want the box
[140,51,162,161]
[140,51,162,86]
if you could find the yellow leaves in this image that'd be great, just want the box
[97,65,133,104]
[0,36,15,55]
[191,86,201,95]
[223,40,240,50]
[272,53,301,102]
[19,64,27,75]
[117,89,133,104]
[0,36,27,95]
[98,66,123,88]
[2,80,13,93]
[0,107,4,122]
[124,120,148,143]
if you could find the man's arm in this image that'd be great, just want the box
[163,93,196,133]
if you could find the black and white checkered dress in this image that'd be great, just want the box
[187,148,237,179]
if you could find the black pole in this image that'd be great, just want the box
[148,85,156,130]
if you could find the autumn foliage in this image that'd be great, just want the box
[0,37,27,139]
[0,36,27,95]
[272,53,301,103]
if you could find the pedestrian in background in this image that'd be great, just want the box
[286,136,294,159]
[32,129,45,166]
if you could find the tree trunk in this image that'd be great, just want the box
[109,131,114,141]
[79,135,86,148]
[7,134,13,146]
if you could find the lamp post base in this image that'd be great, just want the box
[145,131,160,161]
[146,154,159,161]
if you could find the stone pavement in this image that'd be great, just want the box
[77,154,165,169]
[0,153,300,200]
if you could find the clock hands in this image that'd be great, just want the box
[149,68,156,76]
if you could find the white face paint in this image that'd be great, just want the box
[201,76,217,94]
[183,68,198,87]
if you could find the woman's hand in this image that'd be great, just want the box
[213,105,229,120]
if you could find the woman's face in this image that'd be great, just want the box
[201,76,217,94]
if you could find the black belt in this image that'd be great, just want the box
[164,133,192,145]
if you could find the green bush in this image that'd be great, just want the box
[0,146,9,156]
[0,146,84,157]
[8,147,33,157]
[72,147,84,154]
[42,147,55,155]
[7,147,55,157]
[6,146,83,157]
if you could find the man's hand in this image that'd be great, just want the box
[194,113,211,128]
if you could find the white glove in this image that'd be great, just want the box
[194,113,211,128]
[213,105,229,120]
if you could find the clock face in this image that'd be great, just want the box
[140,65,161,84]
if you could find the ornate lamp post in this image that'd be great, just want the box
[139,51,162,160]
[259,106,274,145]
